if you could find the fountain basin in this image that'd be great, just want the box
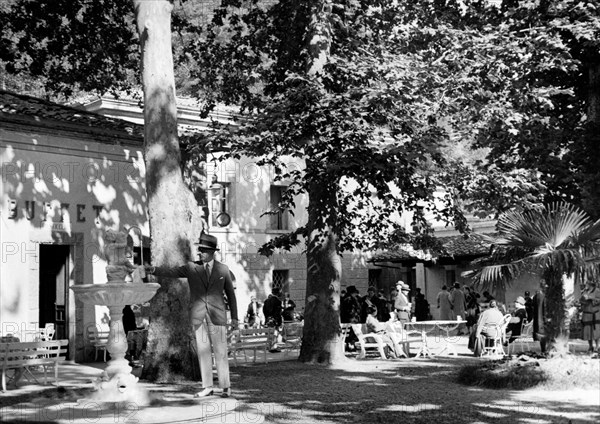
[71,282,161,306]
[71,281,160,405]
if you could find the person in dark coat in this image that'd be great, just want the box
[533,286,547,353]
[414,288,430,322]
[377,289,391,322]
[340,286,362,351]
[341,286,362,323]
[263,288,283,328]
[465,287,481,334]
[122,305,137,336]
[524,291,534,322]
[282,293,297,321]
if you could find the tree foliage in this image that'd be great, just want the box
[182,1,474,255]
[0,0,140,98]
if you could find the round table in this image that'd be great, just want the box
[403,320,467,358]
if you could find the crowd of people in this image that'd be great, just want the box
[247,279,600,358]
[339,281,429,325]
[339,281,415,355]
[467,287,547,356]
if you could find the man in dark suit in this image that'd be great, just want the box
[145,233,238,398]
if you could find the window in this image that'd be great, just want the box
[269,185,289,230]
[208,182,231,227]
[272,270,289,293]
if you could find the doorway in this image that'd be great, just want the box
[39,244,70,342]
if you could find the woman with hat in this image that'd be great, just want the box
[505,295,528,343]
[394,281,411,323]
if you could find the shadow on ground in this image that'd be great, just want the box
[1,349,598,423]
[223,356,599,424]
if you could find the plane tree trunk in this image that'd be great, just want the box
[299,177,345,363]
[297,1,346,364]
[133,0,201,382]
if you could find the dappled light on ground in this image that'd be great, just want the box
[0,354,598,423]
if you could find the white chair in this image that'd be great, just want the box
[43,324,55,341]
[351,324,387,359]
[282,322,303,357]
[508,320,534,354]
[481,314,511,358]
[87,327,109,362]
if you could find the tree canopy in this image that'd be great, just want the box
[3,0,598,226]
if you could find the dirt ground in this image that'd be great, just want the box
[1,349,598,423]
[222,355,600,424]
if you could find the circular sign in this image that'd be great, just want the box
[216,212,231,227]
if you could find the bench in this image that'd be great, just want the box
[229,328,275,366]
[1,340,68,391]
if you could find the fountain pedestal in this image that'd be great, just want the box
[71,281,160,405]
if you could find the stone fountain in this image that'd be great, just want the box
[71,229,160,405]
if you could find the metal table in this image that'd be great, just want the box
[403,320,467,358]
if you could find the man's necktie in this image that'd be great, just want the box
[204,263,211,281]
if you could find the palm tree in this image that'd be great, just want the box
[465,202,600,354]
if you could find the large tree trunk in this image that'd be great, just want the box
[543,268,570,354]
[298,178,345,364]
[133,0,201,381]
[297,1,344,364]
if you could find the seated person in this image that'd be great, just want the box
[365,306,403,358]
[468,300,505,357]
[505,296,528,343]
[384,313,406,334]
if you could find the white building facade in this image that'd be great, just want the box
[1,91,148,361]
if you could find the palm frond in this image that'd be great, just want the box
[569,217,600,247]
[463,262,522,287]
[464,202,600,291]
[545,202,593,247]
